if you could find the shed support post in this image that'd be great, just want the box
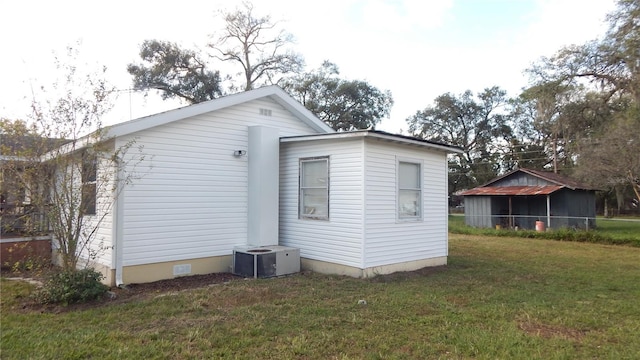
[546,195,551,229]
[508,197,513,228]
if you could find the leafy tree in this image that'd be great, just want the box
[282,61,393,131]
[127,40,222,104]
[605,0,640,103]
[525,0,640,206]
[407,87,512,193]
[574,105,640,208]
[514,81,585,173]
[527,0,639,105]
[2,47,144,272]
[533,0,640,103]
[209,1,304,91]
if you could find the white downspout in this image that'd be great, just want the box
[112,157,125,286]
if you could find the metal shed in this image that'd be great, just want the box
[460,169,596,230]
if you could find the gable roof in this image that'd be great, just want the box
[460,185,564,196]
[280,130,463,153]
[460,168,595,196]
[487,168,593,190]
[515,168,593,190]
[105,85,335,138]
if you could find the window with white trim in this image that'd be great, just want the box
[81,152,97,216]
[299,157,329,220]
[398,161,421,219]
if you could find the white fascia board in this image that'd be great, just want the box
[40,135,97,161]
[280,132,366,143]
[281,131,463,153]
[106,86,333,138]
[0,155,28,161]
[365,132,463,153]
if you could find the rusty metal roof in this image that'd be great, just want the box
[459,185,564,196]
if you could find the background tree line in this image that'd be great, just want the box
[120,0,640,212]
[406,0,639,212]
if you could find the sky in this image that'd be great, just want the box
[1,0,616,133]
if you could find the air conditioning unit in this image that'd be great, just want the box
[232,245,300,278]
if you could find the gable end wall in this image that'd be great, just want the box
[117,98,321,266]
[492,172,555,187]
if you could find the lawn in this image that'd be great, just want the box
[596,218,640,241]
[449,215,640,246]
[2,235,640,359]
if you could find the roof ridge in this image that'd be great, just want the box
[472,168,595,191]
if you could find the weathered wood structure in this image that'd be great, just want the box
[460,169,596,230]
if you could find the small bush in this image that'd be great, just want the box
[33,268,108,305]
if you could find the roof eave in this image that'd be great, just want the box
[281,130,463,153]
[106,86,333,139]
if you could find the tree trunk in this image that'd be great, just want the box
[615,185,625,213]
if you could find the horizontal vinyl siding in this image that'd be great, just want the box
[90,157,115,267]
[118,98,320,266]
[364,140,448,268]
[280,139,364,268]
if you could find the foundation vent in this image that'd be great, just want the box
[173,264,192,276]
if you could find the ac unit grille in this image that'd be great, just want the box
[232,246,300,278]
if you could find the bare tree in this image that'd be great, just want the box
[209,1,304,91]
[1,46,144,271]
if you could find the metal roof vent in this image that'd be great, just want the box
[259,108,272,116]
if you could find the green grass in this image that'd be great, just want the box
[596,218,640,240]
[449,215,640,246]
[3,235,640,359]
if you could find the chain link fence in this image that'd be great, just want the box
[461,213,596,231]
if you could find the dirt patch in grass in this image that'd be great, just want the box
[518,320,588,341]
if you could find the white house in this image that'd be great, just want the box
[76,86,460,285]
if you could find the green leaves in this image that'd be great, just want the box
[127,40,223,104]
[523,0,640,205]
[33,269,108,305]
[283,61,394,131]
[407,87,510,191]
